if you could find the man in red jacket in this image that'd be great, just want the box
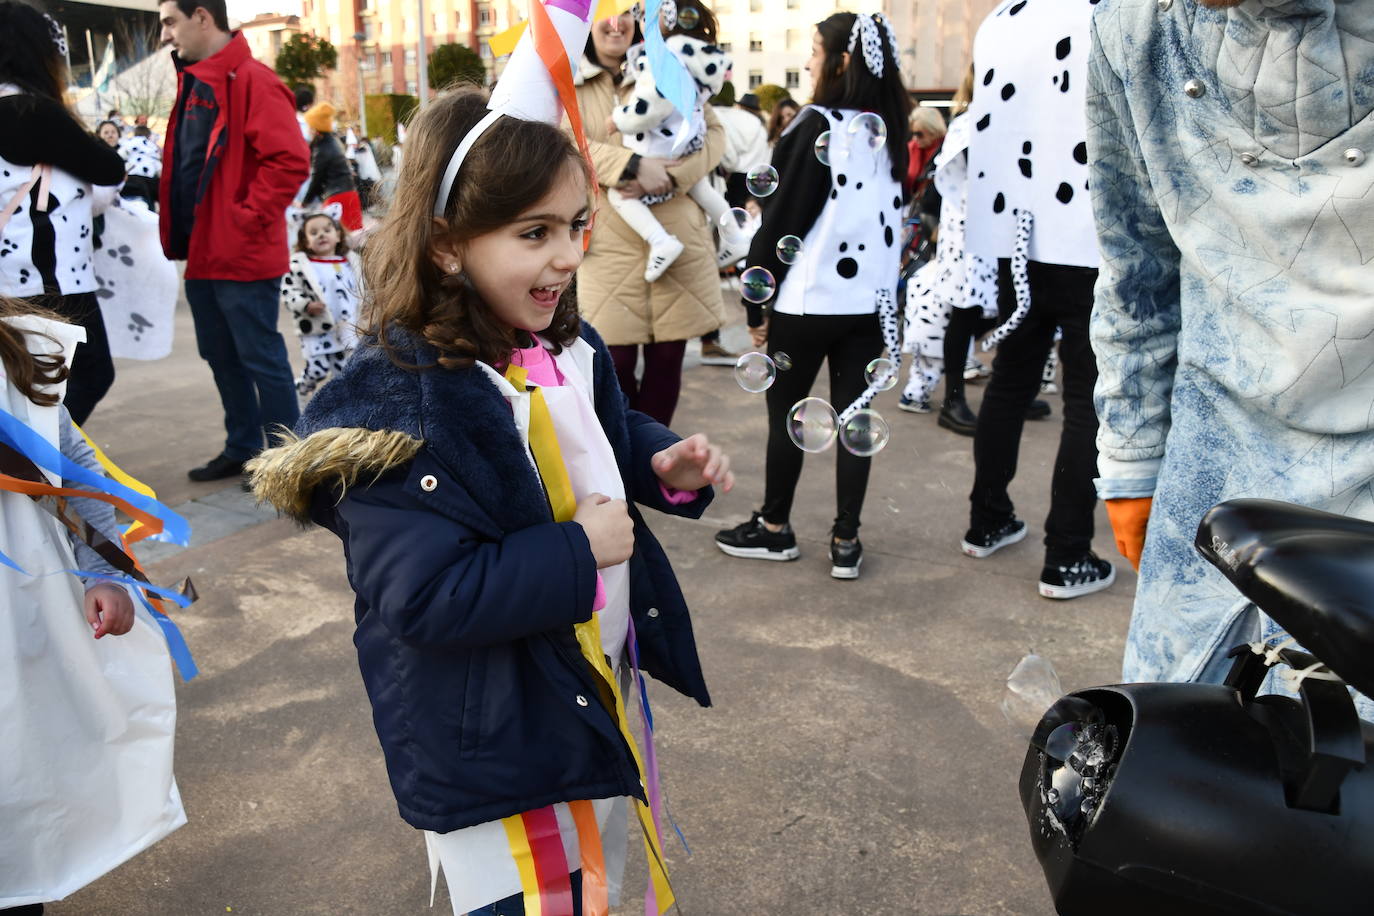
[159,0,309,482]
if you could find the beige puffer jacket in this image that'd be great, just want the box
[571,56,727,346]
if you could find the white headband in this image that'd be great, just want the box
[433,108,504,218]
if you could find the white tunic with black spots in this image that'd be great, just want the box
[0,161,98,297]
[964,0,1099,269]
[116,136,161,179]
[279,250,361,358]
[772,107,904,318]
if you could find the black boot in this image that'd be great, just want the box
[937,397,978,436]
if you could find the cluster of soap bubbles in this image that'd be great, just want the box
[813,114,889,168]
[735,354,897,456]
[780,398,891,456]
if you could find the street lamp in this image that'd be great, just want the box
[416,0,429,109]
[353,31,369,136]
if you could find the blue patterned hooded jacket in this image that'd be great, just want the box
[1087,0,1374,688]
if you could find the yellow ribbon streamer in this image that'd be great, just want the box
[502,362,676,913]
[76,424,161,544]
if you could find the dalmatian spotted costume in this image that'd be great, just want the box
[610,34,733,281]
[900,112,999,405]
[116,134,161,212]
[279,248,362,395]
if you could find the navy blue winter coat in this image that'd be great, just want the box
[249,323,712,833]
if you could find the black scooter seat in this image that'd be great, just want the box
[1197,499,1374,699]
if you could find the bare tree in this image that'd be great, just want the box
[111,20,176,119]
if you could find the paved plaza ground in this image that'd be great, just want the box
[59,299,1136,915]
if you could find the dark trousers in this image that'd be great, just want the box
[943,306,997,403]
[185,277,301,461]
[119,175,159,212]
[27,291,115,426]
[969,259,1099,564]
[608,340,687,426]
[471,871,584,915]
[762,311,884,540]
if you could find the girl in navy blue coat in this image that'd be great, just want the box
[249,87,731,915]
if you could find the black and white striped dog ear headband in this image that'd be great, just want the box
[846,12,898,79]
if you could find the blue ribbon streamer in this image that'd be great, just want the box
[0,405,191,545]
[642,0,698,143]
[626,620,691,855]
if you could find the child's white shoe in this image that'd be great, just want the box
[645,234,684,282]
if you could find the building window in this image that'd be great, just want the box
[479,7,493,24]
[784,28,796,50]
[748,33,762,52]
[433,11,444,31]
[719,40,731,52]
[786,0,799,7]
[362,21,373,40]
[329,25,340,43]
[405,48,417,64]
[749,0,761,10]
[715,0,731,11]
[381,50,392,65]
[748,70,762,88]
[785,68,800,88]
[381,81,393,93]
[481,41,493,59]
[406,79,418,94]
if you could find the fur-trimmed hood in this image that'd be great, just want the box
[249,322,633,533]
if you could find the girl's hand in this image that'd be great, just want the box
[749,319,768,350]
[84,583,135,639]
[306,301,326,316]
[652,433,734,494]
[573,493,635,568]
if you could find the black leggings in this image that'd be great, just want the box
[26,291,115,426]
[761,312,884,540]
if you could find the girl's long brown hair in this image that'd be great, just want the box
[0,297,70,407]
[362,87,587,370]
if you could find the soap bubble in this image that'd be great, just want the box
[786,397,838,452]
[814,130,831,166]
[739,266,776,304]
[677,5,699,28]
[773,351,793,371]
[848,111,887,150]
[775,234,803,264]
[719,207,751,242]
[839,408,890,456]
[745,163,779,197]
[733,351,775,393]
[1001,653,1064,739]
[864,357,898,391]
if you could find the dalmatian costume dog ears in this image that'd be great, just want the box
[846,12,898,79]
[43,13,68,57]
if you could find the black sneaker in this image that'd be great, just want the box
[1039,552,1116,599]
[830,536,863,579]
[1026,399,1052,420]
[961,517,1027,558]
[715,512,800,561]
[188,453,247,482]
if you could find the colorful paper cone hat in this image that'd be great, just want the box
[433,0,597,216]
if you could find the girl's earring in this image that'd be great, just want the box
[447,263,460,274]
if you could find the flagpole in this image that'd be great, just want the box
[84,29,99,117]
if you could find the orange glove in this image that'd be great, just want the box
[1105,497,1153,571]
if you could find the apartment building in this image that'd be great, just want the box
[238,12,302,67]
[714,0,1000,99]
[297,0,520,121]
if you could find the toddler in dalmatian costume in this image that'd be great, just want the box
[610,0,736,281]
[279,208,360,396]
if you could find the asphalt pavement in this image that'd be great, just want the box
[59,295,1136,915]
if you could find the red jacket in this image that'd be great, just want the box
[159,33,308,281]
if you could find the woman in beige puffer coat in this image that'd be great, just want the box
[572,12,727,425]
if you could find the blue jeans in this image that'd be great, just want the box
[468,871,583,916]
[185,277,300,461]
